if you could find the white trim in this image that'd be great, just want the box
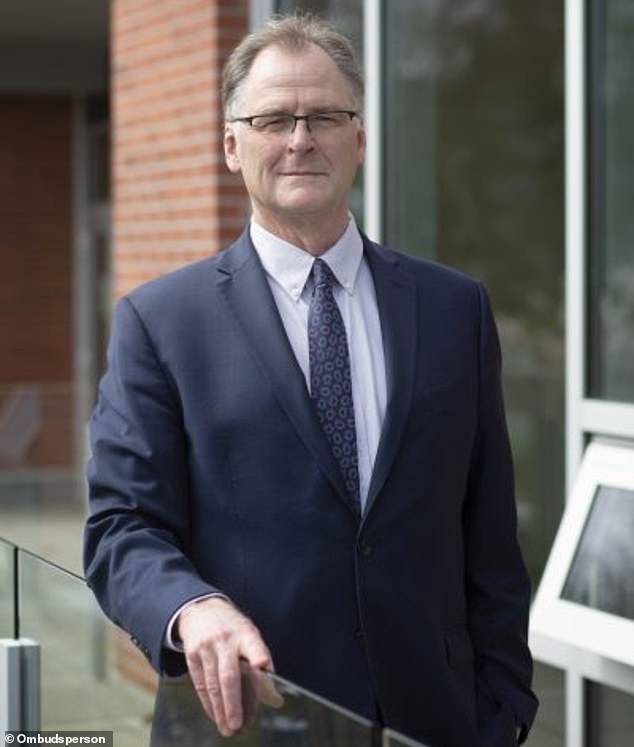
[531,442,634,668]
[249,0,274,30]
[363,0,382,243]
[565,0,586,492]
[565,669,585,747]
[581,401,634,440]
[530,440,634,745]
[530,632,634,697]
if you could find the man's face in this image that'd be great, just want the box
[224,43,365,231]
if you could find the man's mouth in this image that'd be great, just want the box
[280,171,325,176]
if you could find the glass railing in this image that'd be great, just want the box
[0,537,429,747]
[0,537,16,638]
[152,669,375,746]
[12,547,155,745]
[0,382,84,576]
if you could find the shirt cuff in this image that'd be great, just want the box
[164,593,231,651]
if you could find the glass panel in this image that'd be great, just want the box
[384,2,565,588]
[561,485,634,619]
[18,550,155,746]
[384,2,436,253]
[0,537,16,637]
[151,669,374,746]
[588,0,634,402]
[0,96,109,576]
[276,0,364,225]
[586,681,634,747]
[383,728,429,746]
[524,662,565,747]
[0,383,84,576]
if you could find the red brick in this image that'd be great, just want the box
[0,97,73,468]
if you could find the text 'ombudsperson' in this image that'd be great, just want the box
[4,733,113,746]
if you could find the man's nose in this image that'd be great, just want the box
[287,118,314,150]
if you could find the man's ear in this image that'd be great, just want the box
[224,124,241,173]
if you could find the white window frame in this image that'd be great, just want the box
[531,442,634,669]
[540,0,634,741]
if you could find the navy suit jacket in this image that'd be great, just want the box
[84,230,538,747]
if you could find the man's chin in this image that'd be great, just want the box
[276,196,330,217]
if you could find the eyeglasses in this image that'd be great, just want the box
[228,110,359,136]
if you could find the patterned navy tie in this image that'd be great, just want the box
[308,258,361,511]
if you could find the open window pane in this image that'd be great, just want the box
[561,486,634,620]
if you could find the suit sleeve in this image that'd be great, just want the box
[84,297,219,675]
[464,283,539,745]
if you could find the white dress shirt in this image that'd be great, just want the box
[165,216,387,649]
[250,216,387,508]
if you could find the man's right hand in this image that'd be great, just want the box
[177,596,277,737]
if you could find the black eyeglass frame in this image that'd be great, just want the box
[228,109,359,133]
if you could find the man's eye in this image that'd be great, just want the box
[254,116,290,131]
[311,114,339,126]
[311,113,349,130]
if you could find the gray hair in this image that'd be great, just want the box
[222,13,364,119]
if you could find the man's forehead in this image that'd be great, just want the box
[244,43,345,89]
[235,43,354,113]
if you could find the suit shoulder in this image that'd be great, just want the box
[372,242,481,292]
[123,251,231,320]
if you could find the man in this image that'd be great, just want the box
[84,14,538,747]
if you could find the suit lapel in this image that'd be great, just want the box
[362,237,418,519]
[215,231,357,514]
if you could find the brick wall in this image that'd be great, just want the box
[0,97,73,468]
[112,0,250,298]
[110,0,251,693]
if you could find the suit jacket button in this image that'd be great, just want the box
[358,541,373,557]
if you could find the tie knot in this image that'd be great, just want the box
[311,258,336,289]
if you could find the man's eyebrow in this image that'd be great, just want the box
[248,109,293,116]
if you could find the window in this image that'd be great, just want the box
[384,0,565,587]
[588,0,634,402]
[531,442,634,666]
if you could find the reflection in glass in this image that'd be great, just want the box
[383,727,430,746]
[586,680,634,747]
[384,2,436,253]
[588,0,634,402]
[151,670,374,747]
[383,0,565,588]
[0,382,84,576]
[0,537,16,637]
[18,551,154,746]
[561,486,634,620]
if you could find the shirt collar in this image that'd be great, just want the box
[250,216,364,302]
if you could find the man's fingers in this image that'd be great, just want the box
[179,597,276,736]
[239,660,285,711]
[187,655,216,725]
[252,668,285,709]
[240,630,274,672]
[199,646,233,736]
[216,648,244,732]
